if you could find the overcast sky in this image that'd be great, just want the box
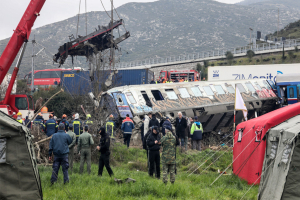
[0,0,242,40]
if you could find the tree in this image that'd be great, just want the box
[16,79,28,94]
[225,51,234,65]
[246,50,255,62]
[196,63,207,81]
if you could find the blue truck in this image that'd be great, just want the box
[60,67,154,95]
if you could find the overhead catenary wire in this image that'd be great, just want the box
[198,127,263,176]
[99,0,111,19]
[215,139,263,199]
[210,131,262,186]
[76,0,82,39]
[186,132,233,173]
[188,126,254,177]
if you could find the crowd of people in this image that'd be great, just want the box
[140,111,203,183]
[13,108,203,185]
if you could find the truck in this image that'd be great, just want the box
[0,74,17,98]
[61,68,154,96]
[0,0,45,117]
[159,69,200,82]
[208,64,300,82]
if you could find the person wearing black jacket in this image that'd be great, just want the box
[96,127,113,177]
[140,118,145,142]
[175,112,187,150]
[146,126,161,179]
[149,114,160,129]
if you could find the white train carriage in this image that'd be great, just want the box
[100,79,278,133]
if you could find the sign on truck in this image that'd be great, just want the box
[208,64,300,82]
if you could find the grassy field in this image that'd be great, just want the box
[40,144,258,200]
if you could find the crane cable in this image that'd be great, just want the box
[99,0,111,19]
[76,0,82,38]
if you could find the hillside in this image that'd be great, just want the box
[1,0,300,78]
[267,19,300,39]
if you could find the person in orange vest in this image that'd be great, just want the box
[179,78,184,82]
[41,106,48,114]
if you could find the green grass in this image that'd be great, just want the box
[210,50,300,67]
[40,145,259,200]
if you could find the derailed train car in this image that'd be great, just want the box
[100,79,278,133]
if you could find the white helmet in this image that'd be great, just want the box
[75,113,79,119]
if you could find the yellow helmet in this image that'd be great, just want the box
[17,112,22,116]
[86,114,91,118]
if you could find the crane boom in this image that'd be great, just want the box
[0,0,46,84]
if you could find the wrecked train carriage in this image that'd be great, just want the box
[100,79,278,132]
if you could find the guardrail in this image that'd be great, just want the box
[116,38,300,68]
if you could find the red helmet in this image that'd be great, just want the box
[62,114,67,118]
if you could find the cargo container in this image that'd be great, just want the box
[61,68,154,95]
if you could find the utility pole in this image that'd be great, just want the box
[249,28,253,47]
[277,8,279,38]
[110,0,115,70]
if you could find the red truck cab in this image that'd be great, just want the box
[159,70,201,82]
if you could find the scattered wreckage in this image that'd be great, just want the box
[99,79,278,145]
[53,19,130,80]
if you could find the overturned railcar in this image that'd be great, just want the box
[100,79,278,132]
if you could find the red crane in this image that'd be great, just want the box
[0,0,46,117]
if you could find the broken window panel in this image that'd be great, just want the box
[191,87,203,97]
[0,139,6,164]
[255,82,262,90]
[126,93,136,104]
[214,85,225,95]
[151,90,164,101]
[203,86,214,96]
[141,91,152,107]
[178,88,190,98]
[165,89,178,100]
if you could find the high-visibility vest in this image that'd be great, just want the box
[166,81,169,83]
[17,119,23,124]
[106,121,115,138]
[184,80,188,82]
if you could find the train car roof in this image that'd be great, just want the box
[276,73,300,85]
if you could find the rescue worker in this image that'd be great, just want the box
[61,114,69,131]
[24,116,31,128]
[144,112,152,136]
[174,78,179,83]
[49,123,72,184]
[143,126,153,175]
[146,126,161,179]
[190,116,203,151]
[149,113,160,129]
[156,78,161,84]
[150,78,155,84]
[66,124,76,174]
[97,127,114,177]
[179,78,184,82]
[16,112,24,125]
[78,125,94,174]
[85,114,93,125]
[185,117,193,151]
[72,113,83,143]
[12,112,17,119]
[162,79,166,83]
[121,114,135,148]
[161,125,177,184]
[184,78,188,82]
[44,114,58,137]
[105,114,116,140]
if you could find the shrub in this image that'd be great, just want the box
[295,46,299,52]
[246,50,255,60]
[256,59,260,62]
[225,51,234,65]
[288,51,294,59]
[272,57,276,60]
